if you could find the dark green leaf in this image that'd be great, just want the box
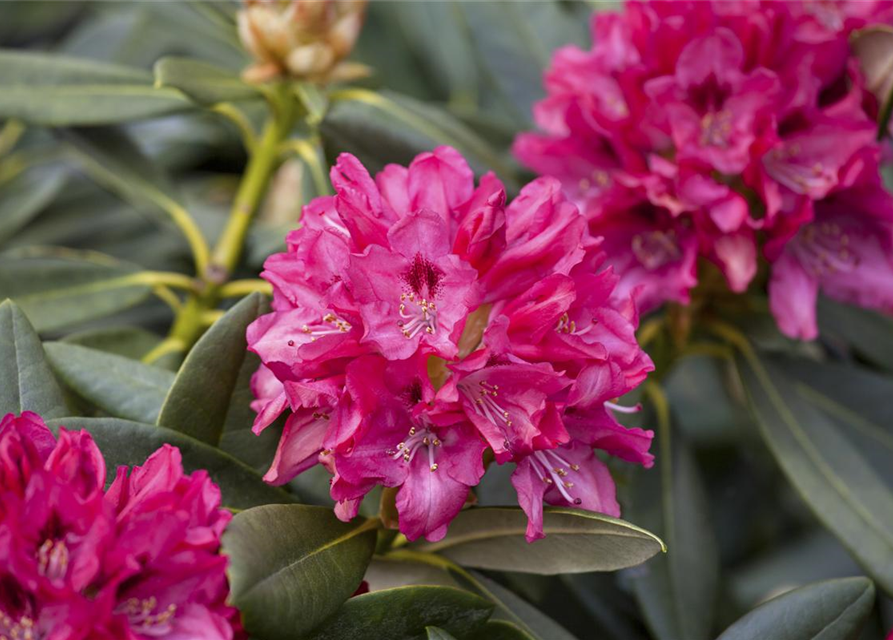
[469,621,535,640]
[817,297,893,372]
[306,585,493,640]
[61,326,162,360]
[222,504,377,640]
[0,49,191,125]
[153,56,260,106]
[46,416,293,510]
[0,167,66,245]
[628,409,718,640]
[409,507,664,575]
[323,89,516,186]
[218,350,280,472]
[717,577,875,640]
[736,349,893,596]
[456,1,590,125]
[157,293,264,445]
[463,571,576,640]
[0,247,153,332]
[45,342,173,423]
[0,300,67,417]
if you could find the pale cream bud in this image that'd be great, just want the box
[237,0,369,84]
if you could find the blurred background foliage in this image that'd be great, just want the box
[2,2,893,639]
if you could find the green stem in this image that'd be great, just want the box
[218,278,273,298]
[209,95,296,280]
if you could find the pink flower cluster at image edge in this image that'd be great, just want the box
[0,412,243,640]
[515,0,893,339]
[248,146,655,542]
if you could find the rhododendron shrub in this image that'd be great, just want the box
[515,0,893,339]
[247,146,655,541]
[0,412,242,640]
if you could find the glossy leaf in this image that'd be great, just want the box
[426,628,458,640]
[628,407,718,640]
[223,504,377,640]
[46,416,293,510]
[0,300,68,418]
[379,551,577,640]
[0,49,191,125]
[157,293,264,445]
[0,167,66,245]
[306,585,493,640]
[44,342,173,423]
[736,349,893,596]
[153,56,260,106]
[410,507,665,575]
[717,577,875,640]
[323,88,516,185]
[0,247,152,332]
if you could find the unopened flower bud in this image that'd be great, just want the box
[237,0,368,84]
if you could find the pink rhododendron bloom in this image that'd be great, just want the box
[248,147,655,542]
[0,412,243,639]
[514,0,893,339]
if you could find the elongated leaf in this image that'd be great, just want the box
[62,326,162,360]
[0,300,67,418]
[426,628,458,640]
[0,167,66,245]
[63,127,188,231]
[464,571,577,640]
[736,349,893,595]
[222,504,377,640]
[456,1,590,125]
[157,293,264,445]
[47,416,293,510]
[379,551,577,640]
[0,247,152,332]
[469,621,534,640]
[306,586,493,640]
[628,410,718,640]
[410,507,664,575]
[154,56,260,106]
[219,350,280,472]
[45,342,173,423]
[817,297,893,372]
[0,49,191,125]
[717,577,875,640]
[323,89,516,185]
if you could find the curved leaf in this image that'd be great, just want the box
[222,504,377,640]
[323,88,516,186]
[426,628,458,640]
[45,342,173,423]
[0,167,66,245]
[157,293,264,445]
[306,585,493,640]
[409,507,664,575]
[0,49,191,125]
[46,416,293,510]
[153,56,260,106]
[0,300,67,418]
[736,349,893,596]
[717,577,875,640]
[628,403,718,640]
[469,621,535,640]
[0,247,152,332]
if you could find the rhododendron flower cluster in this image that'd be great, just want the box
[0,412,242,640]
[514,0,893,339]
[247,147,655,542]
